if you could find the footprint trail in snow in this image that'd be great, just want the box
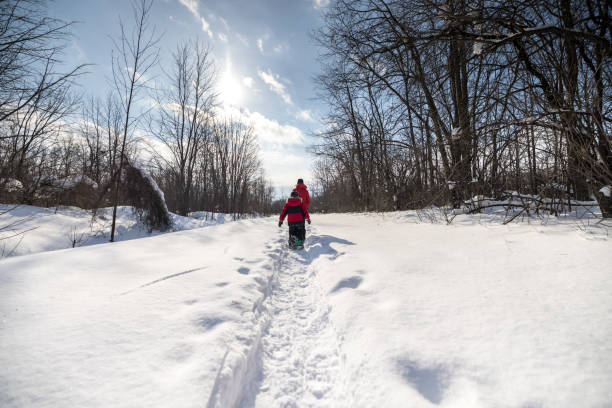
[244,228,344,407]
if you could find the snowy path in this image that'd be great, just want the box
[242,227,344,407]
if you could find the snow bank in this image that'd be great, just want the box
[0,204,241,258]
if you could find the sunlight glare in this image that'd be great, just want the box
[219,58,243,107]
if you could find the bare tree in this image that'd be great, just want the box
[0,0,84,206]
[109,0,159,242]
[0,0,86,126]
[151,40,216,216]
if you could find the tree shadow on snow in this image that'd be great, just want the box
[295,234,355,265]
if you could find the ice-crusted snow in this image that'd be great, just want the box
[1,211,611,407]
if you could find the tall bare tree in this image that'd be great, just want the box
[109,0,159,241]
[151,40,216,216]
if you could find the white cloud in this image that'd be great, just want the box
[215,105,303,146]
[313,0,330,8]
[257,38,264,53]
[297,109,313,122]
[124,66,151,84]
[178,0,198,17]
[169,15,187,26]
[218,33,228,42]
[248,111,303,144]
[200,17,213,38]
[261,150,313,190]
[178,0,213,37]
[212,105,309,190]
[242,76,254,88]
[258,70,293,105]
[273,42,290,54]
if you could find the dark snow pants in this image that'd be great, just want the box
[288,222,306,243]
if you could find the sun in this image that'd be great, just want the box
[219,60,243,107]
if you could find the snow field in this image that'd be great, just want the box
[310,214,612,407]
[0,219,280,408]
[1,211,611,407]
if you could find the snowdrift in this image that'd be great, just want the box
[0,204,243,258]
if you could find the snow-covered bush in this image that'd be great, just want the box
[123,163,171,231]
[3,179,23,192]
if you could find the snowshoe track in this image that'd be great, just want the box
[243,227,344,407]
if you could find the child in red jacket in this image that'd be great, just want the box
[279,190,311,249]
[294,178,310,210]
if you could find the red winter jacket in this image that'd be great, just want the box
[279,197,310,224]
[294,183,310,210]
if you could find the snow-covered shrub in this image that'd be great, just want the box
[3,179,23,192]
[0,178,24,204]
[123,163,171,231]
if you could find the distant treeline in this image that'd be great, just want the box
[312,0,611,217]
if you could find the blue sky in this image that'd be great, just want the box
[50,0,330,196]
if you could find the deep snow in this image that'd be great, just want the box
[0,204,240,258]
[1,211,611,407]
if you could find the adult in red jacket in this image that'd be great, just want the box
[279,190,311,246]
[294,178,310,210]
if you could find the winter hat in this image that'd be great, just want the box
[290,191,299,198]
[297,178,304,184]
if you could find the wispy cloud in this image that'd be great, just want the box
[313,0,330,8]
[200,17,213,38]
[297,109,314,122]
[218,33,228,42]
[273,42,290,54]
[258,70,293,105]
[257,38,264,53]
[71,40,87,63]
[178,0,213,37]
[219,17,230,31]
[178,0,198,17]
[169,15,187,26]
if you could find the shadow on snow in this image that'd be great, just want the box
[294,234,355,265]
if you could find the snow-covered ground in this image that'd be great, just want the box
[1,212,611,407]
[0,204,239,258]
